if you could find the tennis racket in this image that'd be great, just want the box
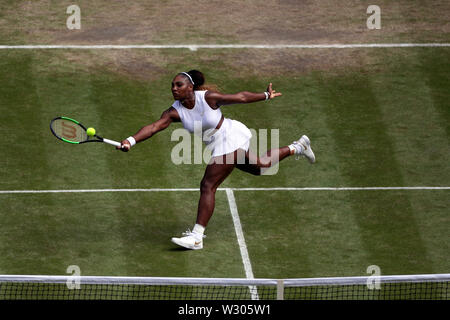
[50,116,122,148]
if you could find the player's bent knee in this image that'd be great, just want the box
[200,180,217,194]
[258,158,272,168]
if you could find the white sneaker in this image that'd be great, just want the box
[171,230,205,250]
[291,135,315,163]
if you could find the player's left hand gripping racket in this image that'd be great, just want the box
[50,116,122,148]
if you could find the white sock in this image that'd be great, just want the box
[289,143,303,155]
[193,224,205,236]
[288,144,296,154]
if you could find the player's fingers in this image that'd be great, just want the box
[118,140,131,151]
[270,92,282,99]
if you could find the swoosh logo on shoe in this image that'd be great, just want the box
[194,241,202,246]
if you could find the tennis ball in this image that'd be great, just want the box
[86,127,96,136]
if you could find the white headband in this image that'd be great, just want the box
[180,72,194,85]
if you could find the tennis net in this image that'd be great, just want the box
[0,274,448,300]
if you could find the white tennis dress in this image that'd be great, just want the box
[171,90,252,157]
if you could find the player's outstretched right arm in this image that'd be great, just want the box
[119,107,180,152]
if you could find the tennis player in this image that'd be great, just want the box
[119,70,315,250]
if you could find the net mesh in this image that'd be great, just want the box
[284,281,449,300]
[0,275,448,300]
[0,283,276,300]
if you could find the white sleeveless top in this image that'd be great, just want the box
[171,91,222,134]
[171,90,252,157]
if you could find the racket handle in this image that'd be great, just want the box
[102,138,122,148]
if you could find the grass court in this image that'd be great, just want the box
[0,1,448,290]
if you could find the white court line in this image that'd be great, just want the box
[230,186,450,191]
[0,188,199,194]
[0,43,449,51]
[225,188,259,300]
[0,186,449,194]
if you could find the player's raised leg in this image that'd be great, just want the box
[236,135,315,176]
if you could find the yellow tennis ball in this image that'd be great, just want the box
[86,127,96,136]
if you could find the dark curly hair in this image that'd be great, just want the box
[179,70,220,92]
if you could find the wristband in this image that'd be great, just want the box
[264,92,270,101]
[126,136,136,147]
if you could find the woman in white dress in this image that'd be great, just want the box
[119,70,315,250]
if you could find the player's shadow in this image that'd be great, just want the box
[168,246,192,252]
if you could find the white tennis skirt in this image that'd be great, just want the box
[203,118,252,157]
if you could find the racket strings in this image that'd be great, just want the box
[51,119,88,143]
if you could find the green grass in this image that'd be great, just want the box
[0,47,448,290]
[0,191,245,277]
[237,190,449,278]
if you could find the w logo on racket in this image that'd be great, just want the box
[50,116,123,147]
[62,121,77,139]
